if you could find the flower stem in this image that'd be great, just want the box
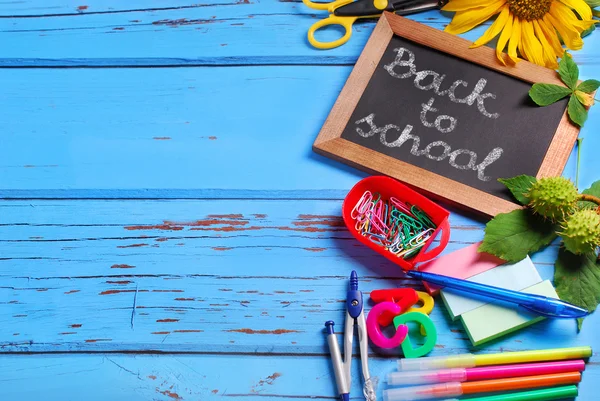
[576,138,583,188]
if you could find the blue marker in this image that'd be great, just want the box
[407,270,589,319]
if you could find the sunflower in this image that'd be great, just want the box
[443,0,596,68]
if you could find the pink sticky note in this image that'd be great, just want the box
[417,242,505,294]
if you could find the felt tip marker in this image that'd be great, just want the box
[382,372,581,401]
[440,385,578,401]
[398,346,592,371]
[387,360,585,386]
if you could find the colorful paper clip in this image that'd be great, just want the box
[350,191,438,260]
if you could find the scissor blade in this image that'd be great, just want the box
[391,0,446,14]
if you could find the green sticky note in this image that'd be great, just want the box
[460,280,558,346]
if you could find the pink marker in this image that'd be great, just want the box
[387,360,585,386]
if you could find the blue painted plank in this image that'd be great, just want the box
[0,353,598,401]
[0,56,361,67]
[0,65,593,196]
[0,199,596,353]
[0,189,350,200]
[0,1,452,65]
[0,1,599,67]
[0,66,362,193]
[0,0,242,16]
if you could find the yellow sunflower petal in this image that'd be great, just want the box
[517,32,524,59]
[538,17,565,56]
[546,6,583,50]
[444,0,505,35]
[495,13,514,65]
[520,20,545,66]
[471,5,511,48]
[559,0,593,20]
[507,16,522,63]
[532,20,559,68]
[553,1,596,30]
[443,0,505,12]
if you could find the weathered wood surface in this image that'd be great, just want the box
[0,354,598,401]
[2,199,594,352]
[1,1,599,400]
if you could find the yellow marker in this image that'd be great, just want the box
[398,346,593,371]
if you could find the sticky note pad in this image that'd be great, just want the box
[418,242,505,294]
[440,256,541,320]
[460,280,558,346]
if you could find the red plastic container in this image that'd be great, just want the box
[342,176,450,270]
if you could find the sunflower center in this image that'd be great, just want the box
[507,0,552,20]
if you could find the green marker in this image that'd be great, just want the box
[442,385,578,401]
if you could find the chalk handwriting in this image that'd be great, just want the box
[384,47,499,119]
[421,98,457,133]
[355,113,503,181]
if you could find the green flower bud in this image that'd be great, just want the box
[527,177,578,221]
[560,209,600,255]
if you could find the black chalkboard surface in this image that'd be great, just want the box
[341,35,568,202]
[313,13,579,216]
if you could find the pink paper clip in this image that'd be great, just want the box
[366,209,389,235]
[390,197,412,215]
[351,191,373,219]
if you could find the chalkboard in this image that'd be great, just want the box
[313,13,579,216]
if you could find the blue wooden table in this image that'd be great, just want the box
[0,1,598,400]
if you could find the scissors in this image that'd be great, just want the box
[303,0,447,49]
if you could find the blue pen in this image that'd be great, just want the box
[406,270,589,318]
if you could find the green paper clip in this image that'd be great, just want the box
[393,312,437,358]
[411,206,435,229]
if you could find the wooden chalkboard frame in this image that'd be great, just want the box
[313,12,580,217]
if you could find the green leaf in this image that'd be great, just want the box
[577,79,600,93]
[479,209,558,263]
[558,53,579,90]
[585,0,600,7]
[529,83,572,106]
[579,180,600,209]
[554,248,600,330]
[568,95,588,127]
[594,9,600,17]
[498,175,537,205]
[582,24,596,38]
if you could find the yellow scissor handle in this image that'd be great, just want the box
[302,0,354,12]
[307,15,358,50]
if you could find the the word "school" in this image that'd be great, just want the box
[355,113,503,182]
